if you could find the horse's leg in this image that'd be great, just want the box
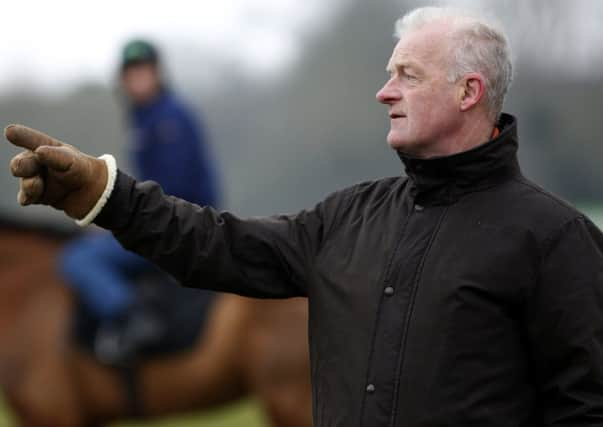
[260,376,313,427]
[241,298,312,427]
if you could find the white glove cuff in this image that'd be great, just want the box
[75,154,117,227]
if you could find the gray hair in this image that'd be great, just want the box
[395,7,513,122]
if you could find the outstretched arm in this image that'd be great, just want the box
[93,170,322,297]
[5,125,334,298]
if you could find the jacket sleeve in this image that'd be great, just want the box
[94,170,350,298]
[527,216,603,425]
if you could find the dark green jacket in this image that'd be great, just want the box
[96,113,603,426]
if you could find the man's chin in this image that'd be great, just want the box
[386,133,409,150]
[386,135,426,158]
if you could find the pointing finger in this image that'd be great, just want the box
[10,151,41,177]
[34,145,76,173]
[5,124,64,151]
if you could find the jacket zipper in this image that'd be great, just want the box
[389,206,450,427]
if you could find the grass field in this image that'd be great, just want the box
[0,397,266,426]
[0,400,13,427]
[114,399,266,427]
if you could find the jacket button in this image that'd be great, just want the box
[414,204,424,212]
[366,384,376,393]
[384,286,394,296]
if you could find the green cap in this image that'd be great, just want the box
[121,39,159,70]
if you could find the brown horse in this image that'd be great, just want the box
[0,219,312,427]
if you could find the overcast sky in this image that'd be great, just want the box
[450,0,603,77]
[1,0,602,95]
[0,0,348,94]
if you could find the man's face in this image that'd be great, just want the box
[121,63,161,105]
[376,23,463,157]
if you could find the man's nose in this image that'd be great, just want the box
[376,79,400,105]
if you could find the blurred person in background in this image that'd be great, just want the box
[59,39,220,365]
[7,6,603,427]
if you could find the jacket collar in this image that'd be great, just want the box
[397,113,521,205]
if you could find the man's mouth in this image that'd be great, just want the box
[389,113,406,119]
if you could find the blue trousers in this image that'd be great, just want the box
[60,232,153,320]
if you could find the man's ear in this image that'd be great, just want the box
[458,73,486,112]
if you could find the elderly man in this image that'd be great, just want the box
[6,6,603,427]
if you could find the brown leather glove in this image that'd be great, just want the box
[6,124,108,220]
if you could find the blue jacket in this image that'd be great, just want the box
[129,90,219,207]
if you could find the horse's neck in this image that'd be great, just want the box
[0,229,72,388]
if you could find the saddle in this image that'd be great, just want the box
[72,272,215,362]
[71,272,215,416]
